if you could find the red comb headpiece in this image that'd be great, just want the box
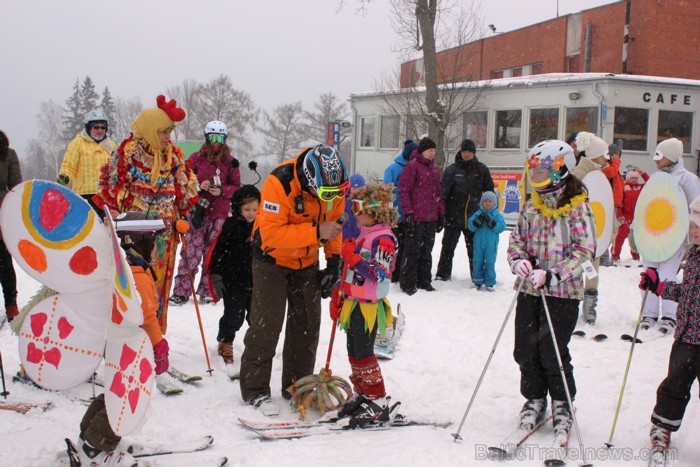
[156,95,186,122]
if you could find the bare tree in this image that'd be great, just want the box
[112,97,143,141]
[24,100,67,180]
[191,75,259,160]
[166,79,203,140]
[259,102,306,164]
[342,0,486,168]
[301,92,351,145]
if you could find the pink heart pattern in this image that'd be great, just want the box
[30,313,47,337]
[128,388,140,413]
[139,358,152,384]
[119,344,137,371]
[110,372,126,398]
[57,316,74,339]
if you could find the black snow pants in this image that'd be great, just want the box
[651,341,700,432]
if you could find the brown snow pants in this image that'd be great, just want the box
[80,394,120,451]
[239,259,322,402]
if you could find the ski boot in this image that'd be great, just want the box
[519,398,547,431]
[169,295,187,306]
[77,435,137,467]
[346,395,400,428]
[649,424,671,465]
[657,317,676,335]
[582,289,598,325]
[551,400,572,441]
[641,316,657,331]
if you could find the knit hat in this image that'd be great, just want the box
[461,139,477,153]
[417,137,437,153]
[349,173,366,189]
[480,191,498,209]
[402,140,418,160]
[565,131,579,146]
[608,143,621,158]
[625,169,644,184]
[575,132,609,160]
[653,138,683,163]
[690,196,700,227]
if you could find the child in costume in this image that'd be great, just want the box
[639,195,700,463]
[467,191,506,291]
[76,212,170,466]
[331,183,399,423]
[640,138,700,334]
[206,185,260,378]
[611,168,648,263]
[507,140,596,443]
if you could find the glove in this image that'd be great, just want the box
[512,259,533,278]
[211,274,225,299]
[190,203,207,230]
[329,285,343,321]
[319,257,341,299]
[529,269,554,289]
[436,215,445,233]
[486,217,496,229]
[639,267,664,295]
[472,216,484,228]
[56,174,70,186]
[153,338,170,375]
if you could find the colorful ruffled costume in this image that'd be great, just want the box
[93,95,199,334]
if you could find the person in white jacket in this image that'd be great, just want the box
[641,138,700,335]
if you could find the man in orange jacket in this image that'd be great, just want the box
[239,145,348,416]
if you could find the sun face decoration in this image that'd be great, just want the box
[634,172,690,262]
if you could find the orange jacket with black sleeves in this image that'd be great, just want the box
[252,151,344,270]
[130,265,163,346]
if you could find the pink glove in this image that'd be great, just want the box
[153,338,170,375]
[529,269,548,289]
[512,259,533,278]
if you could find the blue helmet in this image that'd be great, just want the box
[302,145,348,193]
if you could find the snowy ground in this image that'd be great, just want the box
[1,230,699,467]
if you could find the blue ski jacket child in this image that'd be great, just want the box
[468,191,506,287]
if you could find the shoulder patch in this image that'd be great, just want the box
[263,200,280,214]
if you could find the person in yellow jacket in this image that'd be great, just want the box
[239,145,349,416]
[58,109,116,217]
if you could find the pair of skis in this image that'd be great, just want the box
[0,399,52,414]
[488,414,572,466]
[156,368,203,395]
[238,415,450,439]
[62,435,227,466]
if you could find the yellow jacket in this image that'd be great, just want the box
[59,132,116,195]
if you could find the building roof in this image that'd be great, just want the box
[351,72,700,100]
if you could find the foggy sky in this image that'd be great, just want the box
[0,0,613,156]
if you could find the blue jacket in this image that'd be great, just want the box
[468,206,506,286]
[384,153,407,219]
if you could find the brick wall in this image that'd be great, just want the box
[399,0,700,87]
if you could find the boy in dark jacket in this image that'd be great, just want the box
[207,185,261,378]
[436,139,494,281]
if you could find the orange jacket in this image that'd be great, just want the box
[252,152,344,269]
[601,158,624,208]
[131,265,163,346]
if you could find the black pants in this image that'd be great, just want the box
[651,341,700,432]
[391,223,406,283]
[217,285,251,343]
[513,293,579,401]
[346,302,379,360]
[436,226,474,279]
[400,221,436,291]
[0,237,17,307]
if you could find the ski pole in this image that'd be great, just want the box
[0,349,9,398]
[605,289,649,448]
[179,231,214,376]
[540,290,591,467]
[452,281,524,442]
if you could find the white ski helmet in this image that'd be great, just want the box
[205,121,227,136]
[526,139,576,189]
[84,109,108,127]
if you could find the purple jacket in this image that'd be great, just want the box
[398,150,445,221]
[187,149,241,219]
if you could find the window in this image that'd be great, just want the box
[511,67,523,77]
[491,70,504,80]
[528,108,559,147]
[494,110,522,149]
[657,110,693,153]
[613,107,649,151]
[379,115,400,149]
[463,111,487,148]
[405,114,428,141]
[531,63,543,75]
[565,107,598,137]
[359,116,376,148]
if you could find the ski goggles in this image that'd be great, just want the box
[316,180,350,201]
[351,199,388,215]
[207,133,226,144]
